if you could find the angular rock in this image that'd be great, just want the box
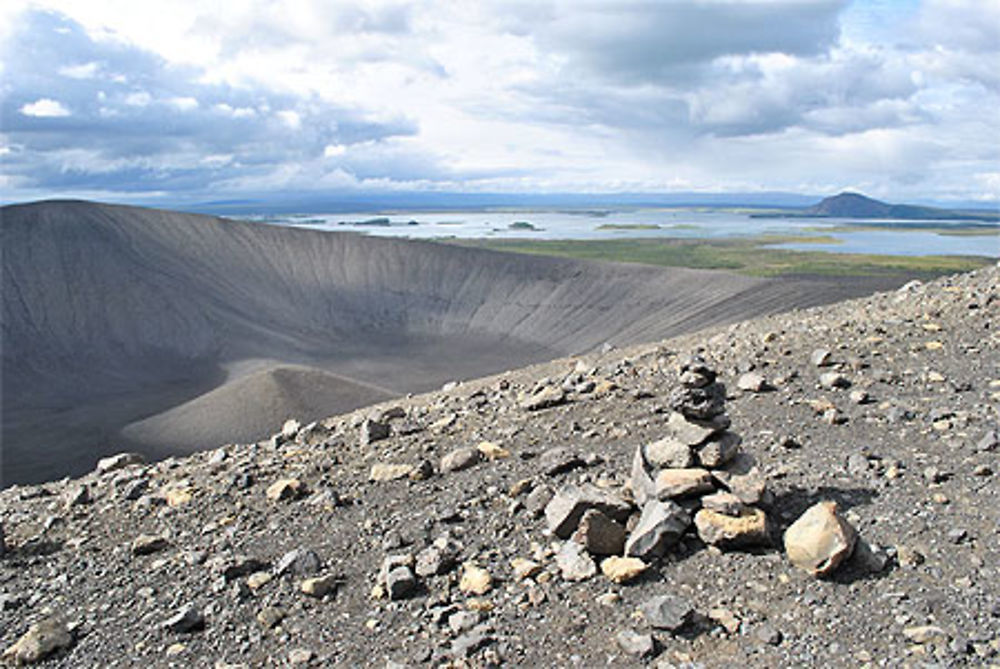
[601,556,648,584]
[544,485,631,539]
[737,372,767,393]
[281,419,301,440]
[644,438,693,469]
[440,447,481,473]
[695,432,742,469]
[162,605,204,633]
[2,618,73,664]
[131,534,170,556]
[359,418,390,445]
[520,386,566,411]
[629,446,656,507]
[819,372,851,389]
[300,575,338,598]
[903,625,949,644]
[257,606,286,629]
[369,463,415,482]
[510,557,543,580]
[213,555,267,581]
[476,441,509,460]
[274,548,322,577]
[624,500,691,560]
[640,594,693,631]
[810,348,833,367]
[266,478,305,502]
[616,630,655,658]
[783,501,857,576]
[459,563,493,595]
[538,446,586,476]
[670,383,726,420]
[555,541,596,581]
[654,468,714,499]
[571,509,626,556]
[694,507,770,549]
[380,554,416,597]
[664,411,722,446]
[97,452,144,474]
[415,537,459,577]
[700,491,745,516]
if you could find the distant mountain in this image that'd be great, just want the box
[756,192,999,222]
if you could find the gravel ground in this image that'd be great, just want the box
[1,264,997,668]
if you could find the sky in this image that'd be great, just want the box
[1,0,998,207]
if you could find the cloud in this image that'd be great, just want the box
[20,98,71,117]
[0,10,419,195]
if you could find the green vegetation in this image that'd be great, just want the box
[596,223,660,230]
[508,221,537,230]
[447,236,993,278]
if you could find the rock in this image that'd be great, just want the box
[520,386,566,411]
[975,427,999,452]
[708,608,741,634]
[381,555,417,600]
[451,625,494,657]
[415,537,458,577]
[2,617,73,664]
[601,557,648,584]
[755,624,783,645]
[359,418,390,445]
[96,452,144,474]
[670,383,726,420]
[819,372,851,389]
[300,575,338,597]
[247,572,272,590]
[695,432,742,469]
[849,389,870,405]
[629,446,657,507]
[64,485,90,508]
[369,463,415,482]
[640,594,693,631]
[257,606,286,629]
[162,605,205,633]
[694,508,770,548]
[510,558,543,580]
[810,348,833,367]
[664,411,722,446]
[440,447,481,473]
[616,630,656,658]
[538,447,585,476]
[699,491,745,516]
[624,500,691,560]
[904,625,949,644]
[544,485,631,539]
[448,610,481,634]
[266,478,305,502]
[131,534,170,556]
[571,509,626,556]
[281,419,301,440]
[524,485,554,517]
[288,649,315,665]
[737,372,768,392]
[213,555,267,581]
[476,441,509,460]
[851,538,889,573]
[0,524,5,558]
[164,487,192,507]
[654,468,714,499]
[716,468,769,506]
[459,563,493,595]
[845,453,869,477]
[274,548,322,577]
[783,501,857,576]
[644,438,693,469]
[555,541,596,581]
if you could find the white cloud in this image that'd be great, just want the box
[1,1,998,203]
[20,98,70,117]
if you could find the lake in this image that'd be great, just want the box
[251,209,1000,257]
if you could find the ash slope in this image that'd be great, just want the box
[2,200,900,485]
[0,266,997,667]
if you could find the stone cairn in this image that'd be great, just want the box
[626,355,771,558]
[544,354,860,586]
[543,356,774,584]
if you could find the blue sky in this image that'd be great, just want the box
[1,1,998,206]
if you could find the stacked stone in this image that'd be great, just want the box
[625,356,770,559]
